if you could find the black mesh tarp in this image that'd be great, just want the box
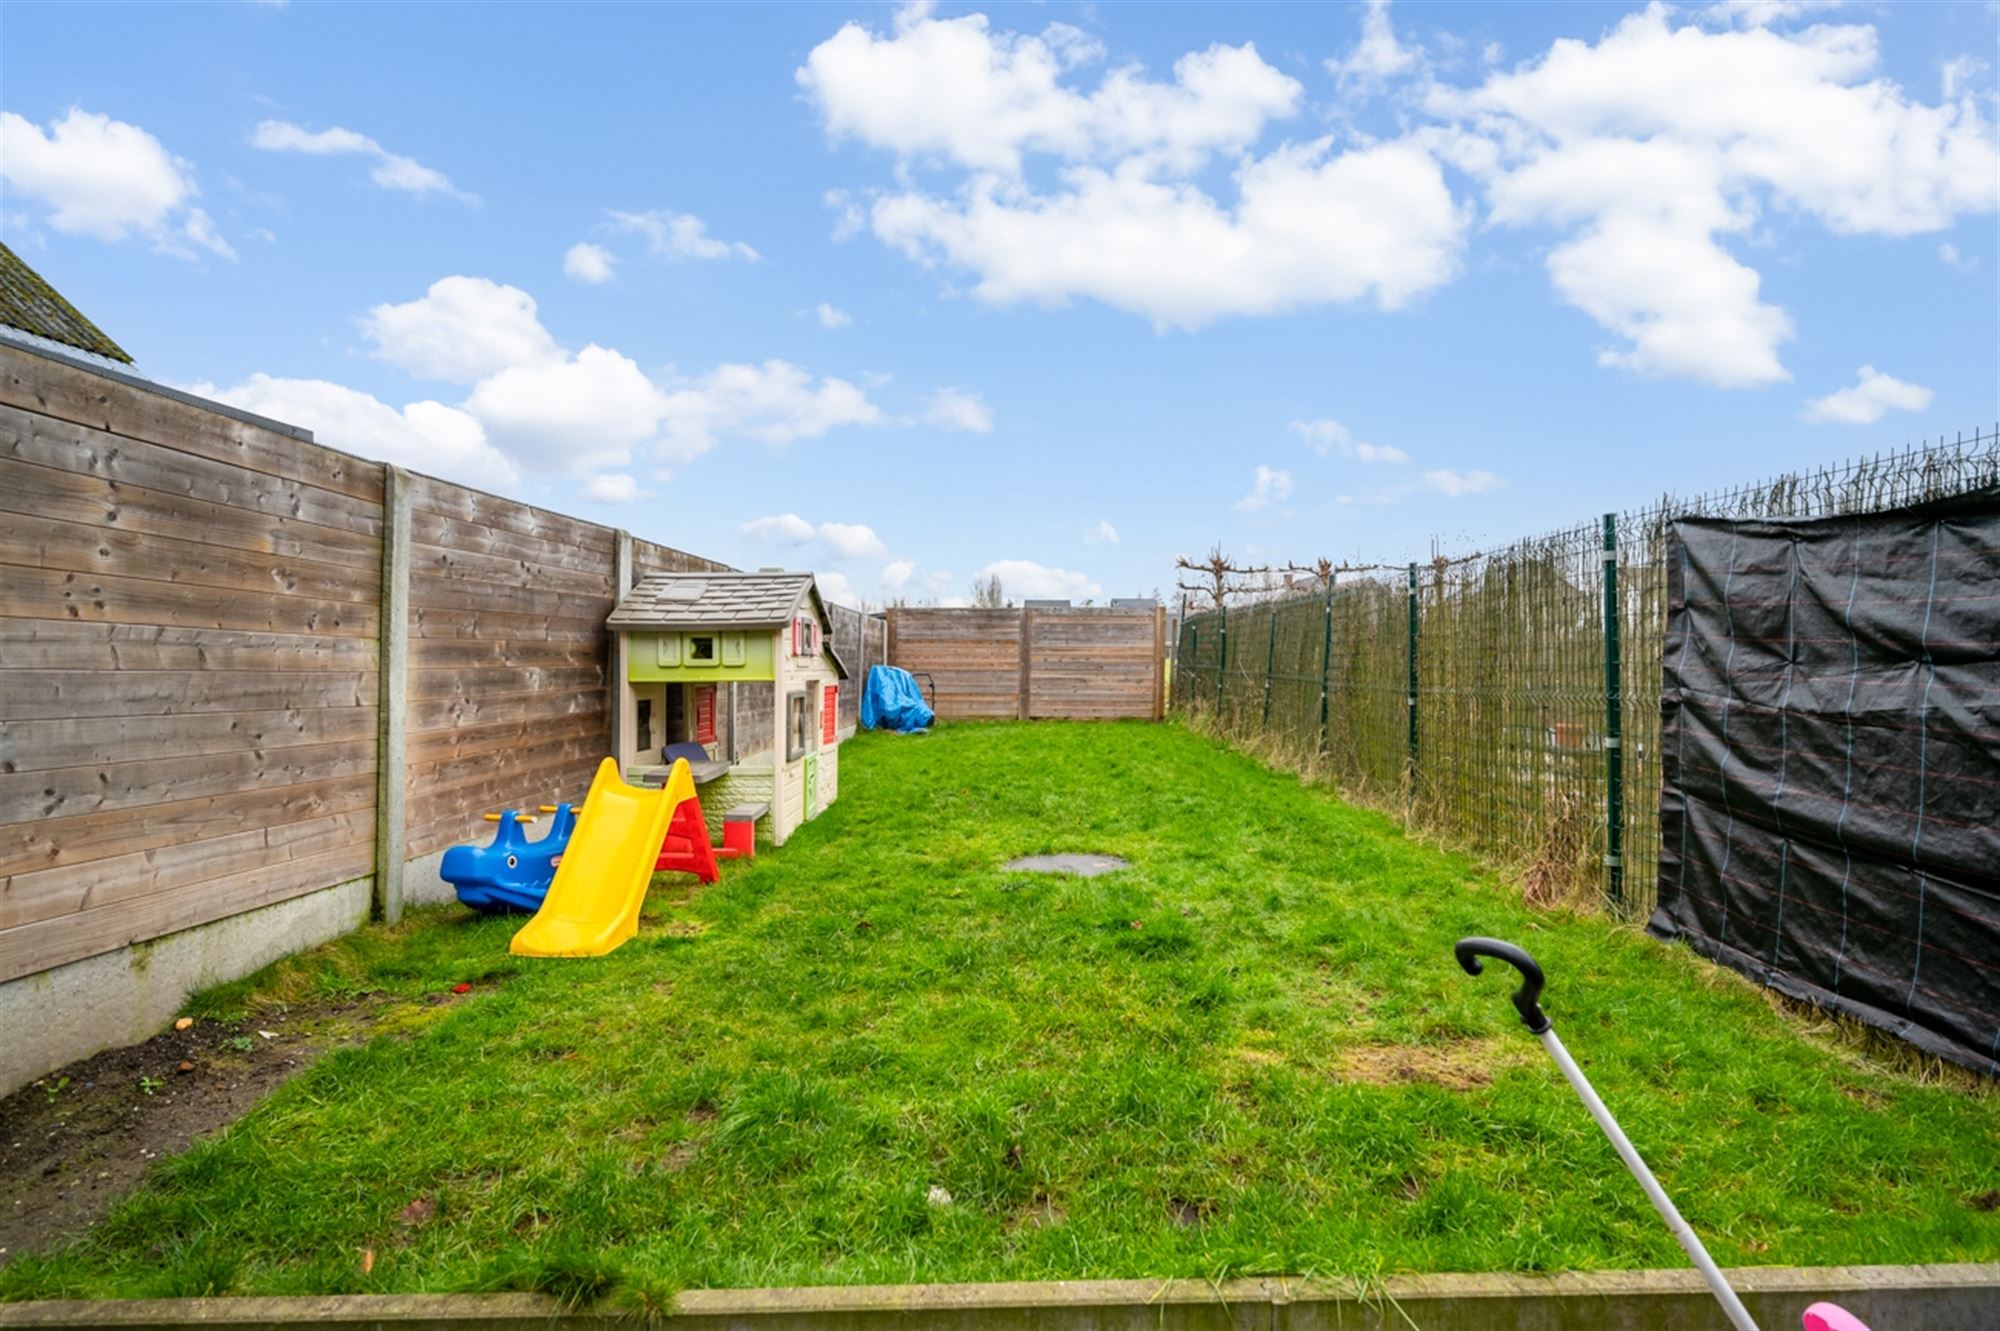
[1648,498,2000,1076]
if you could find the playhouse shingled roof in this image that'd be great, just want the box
[608,571,823,631]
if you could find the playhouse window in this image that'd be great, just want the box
[636,698,654,752]
[687,634,717,664]
[786,690,809,761]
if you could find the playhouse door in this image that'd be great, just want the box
[804,753,820,819]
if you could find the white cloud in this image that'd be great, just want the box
[1428,7,1999,386]
[1084,520,1119,545]
[1423,467,1501,496]
[804,7,1463,329]
[1329,0,1420,90]
[609,209,758,261]
[815,570,861,606]
[922,386,994,432]
[978,558,1101,601]
[1939,241,1972,269]
[870,138,1464,329]
[799,10,1300,173]
[741,513,818,545]
[881,557,917,589]
[816,521,890,560]
[363,276,560,384]
[656,360,883,462]
[251,119,478,204]
[813,301,852,328]
[357,273,964,480]
[466,343,666,473]
[1234,464,1293,511]
[1802,365,1933,424]
[188,374,515,489]
[582,473,648,504]
[564,241,616,284]
[1288,418,1408,463]
[0,108,232,258]
[742,514,888,561]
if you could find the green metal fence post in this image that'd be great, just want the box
[1261,605,1278,727]
[1406,563,1419,807]
[1601,513,1625,908]
[1317,573,1335,755]
[1173,594,1188,712]
[1216,604,1229,718]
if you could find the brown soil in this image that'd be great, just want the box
[0,996,391,1263]
[1336,1037,1526,1091]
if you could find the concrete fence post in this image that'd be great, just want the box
[372,465,411,924]
[609,530,633,761]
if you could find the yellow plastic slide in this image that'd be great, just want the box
[509,757,691,958]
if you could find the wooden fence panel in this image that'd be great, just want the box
[1026,608,1164,720]
[886,606,1162,721]
[401,478,619,860]
[0,345,383,983]
[0,341,741,1006]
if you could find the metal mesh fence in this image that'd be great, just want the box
[1172,427,2000,915]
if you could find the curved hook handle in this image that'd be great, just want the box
[1454,937,1551,1034]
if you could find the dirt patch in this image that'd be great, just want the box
[0,995,396,1262]
[1336,1038,1522,1091]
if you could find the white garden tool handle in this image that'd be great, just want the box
[1455,937,1761,1331]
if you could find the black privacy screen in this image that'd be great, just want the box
[1649,497,2000,1075]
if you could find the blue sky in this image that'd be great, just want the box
[3,1,1995,606]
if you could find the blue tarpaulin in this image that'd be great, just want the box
[861,665,934,732]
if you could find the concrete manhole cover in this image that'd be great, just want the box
[1003,854,1130,877]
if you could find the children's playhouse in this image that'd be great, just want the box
[606,570,849,849]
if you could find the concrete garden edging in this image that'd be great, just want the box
[2,1264,1996,1330]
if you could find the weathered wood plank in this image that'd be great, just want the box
[1,810,371,931]
[0,510,379,605]
[0,456,383,567]
[406,689,604,735]
[408,571,613,621]
[0,738,376,826]
[406,635,609,670]
[406,709,602,766]
[0,775,374,878]
[406,508,616,578]
[0,843,375,983]
[631,540,728,575]
[410,540,614,600]
[409,606,609,642]
[0,620,375,673]
[0,400,382,536]
[405,475,614,554]
[2,705,377,772]
[0,346,383,502]
[0,567,378,639]
[2,669,373,719]
[407,664,604,703]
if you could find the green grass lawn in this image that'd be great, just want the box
[5,721,1995,1303]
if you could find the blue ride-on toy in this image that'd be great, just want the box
[439,804,578,915]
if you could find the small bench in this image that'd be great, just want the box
[720,803,768,859]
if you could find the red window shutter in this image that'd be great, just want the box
[822,686,838,744]
[694,685,717,746]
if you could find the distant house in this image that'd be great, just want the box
[0,241,134,369]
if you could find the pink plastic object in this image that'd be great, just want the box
[1802,1304,1871,1331]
